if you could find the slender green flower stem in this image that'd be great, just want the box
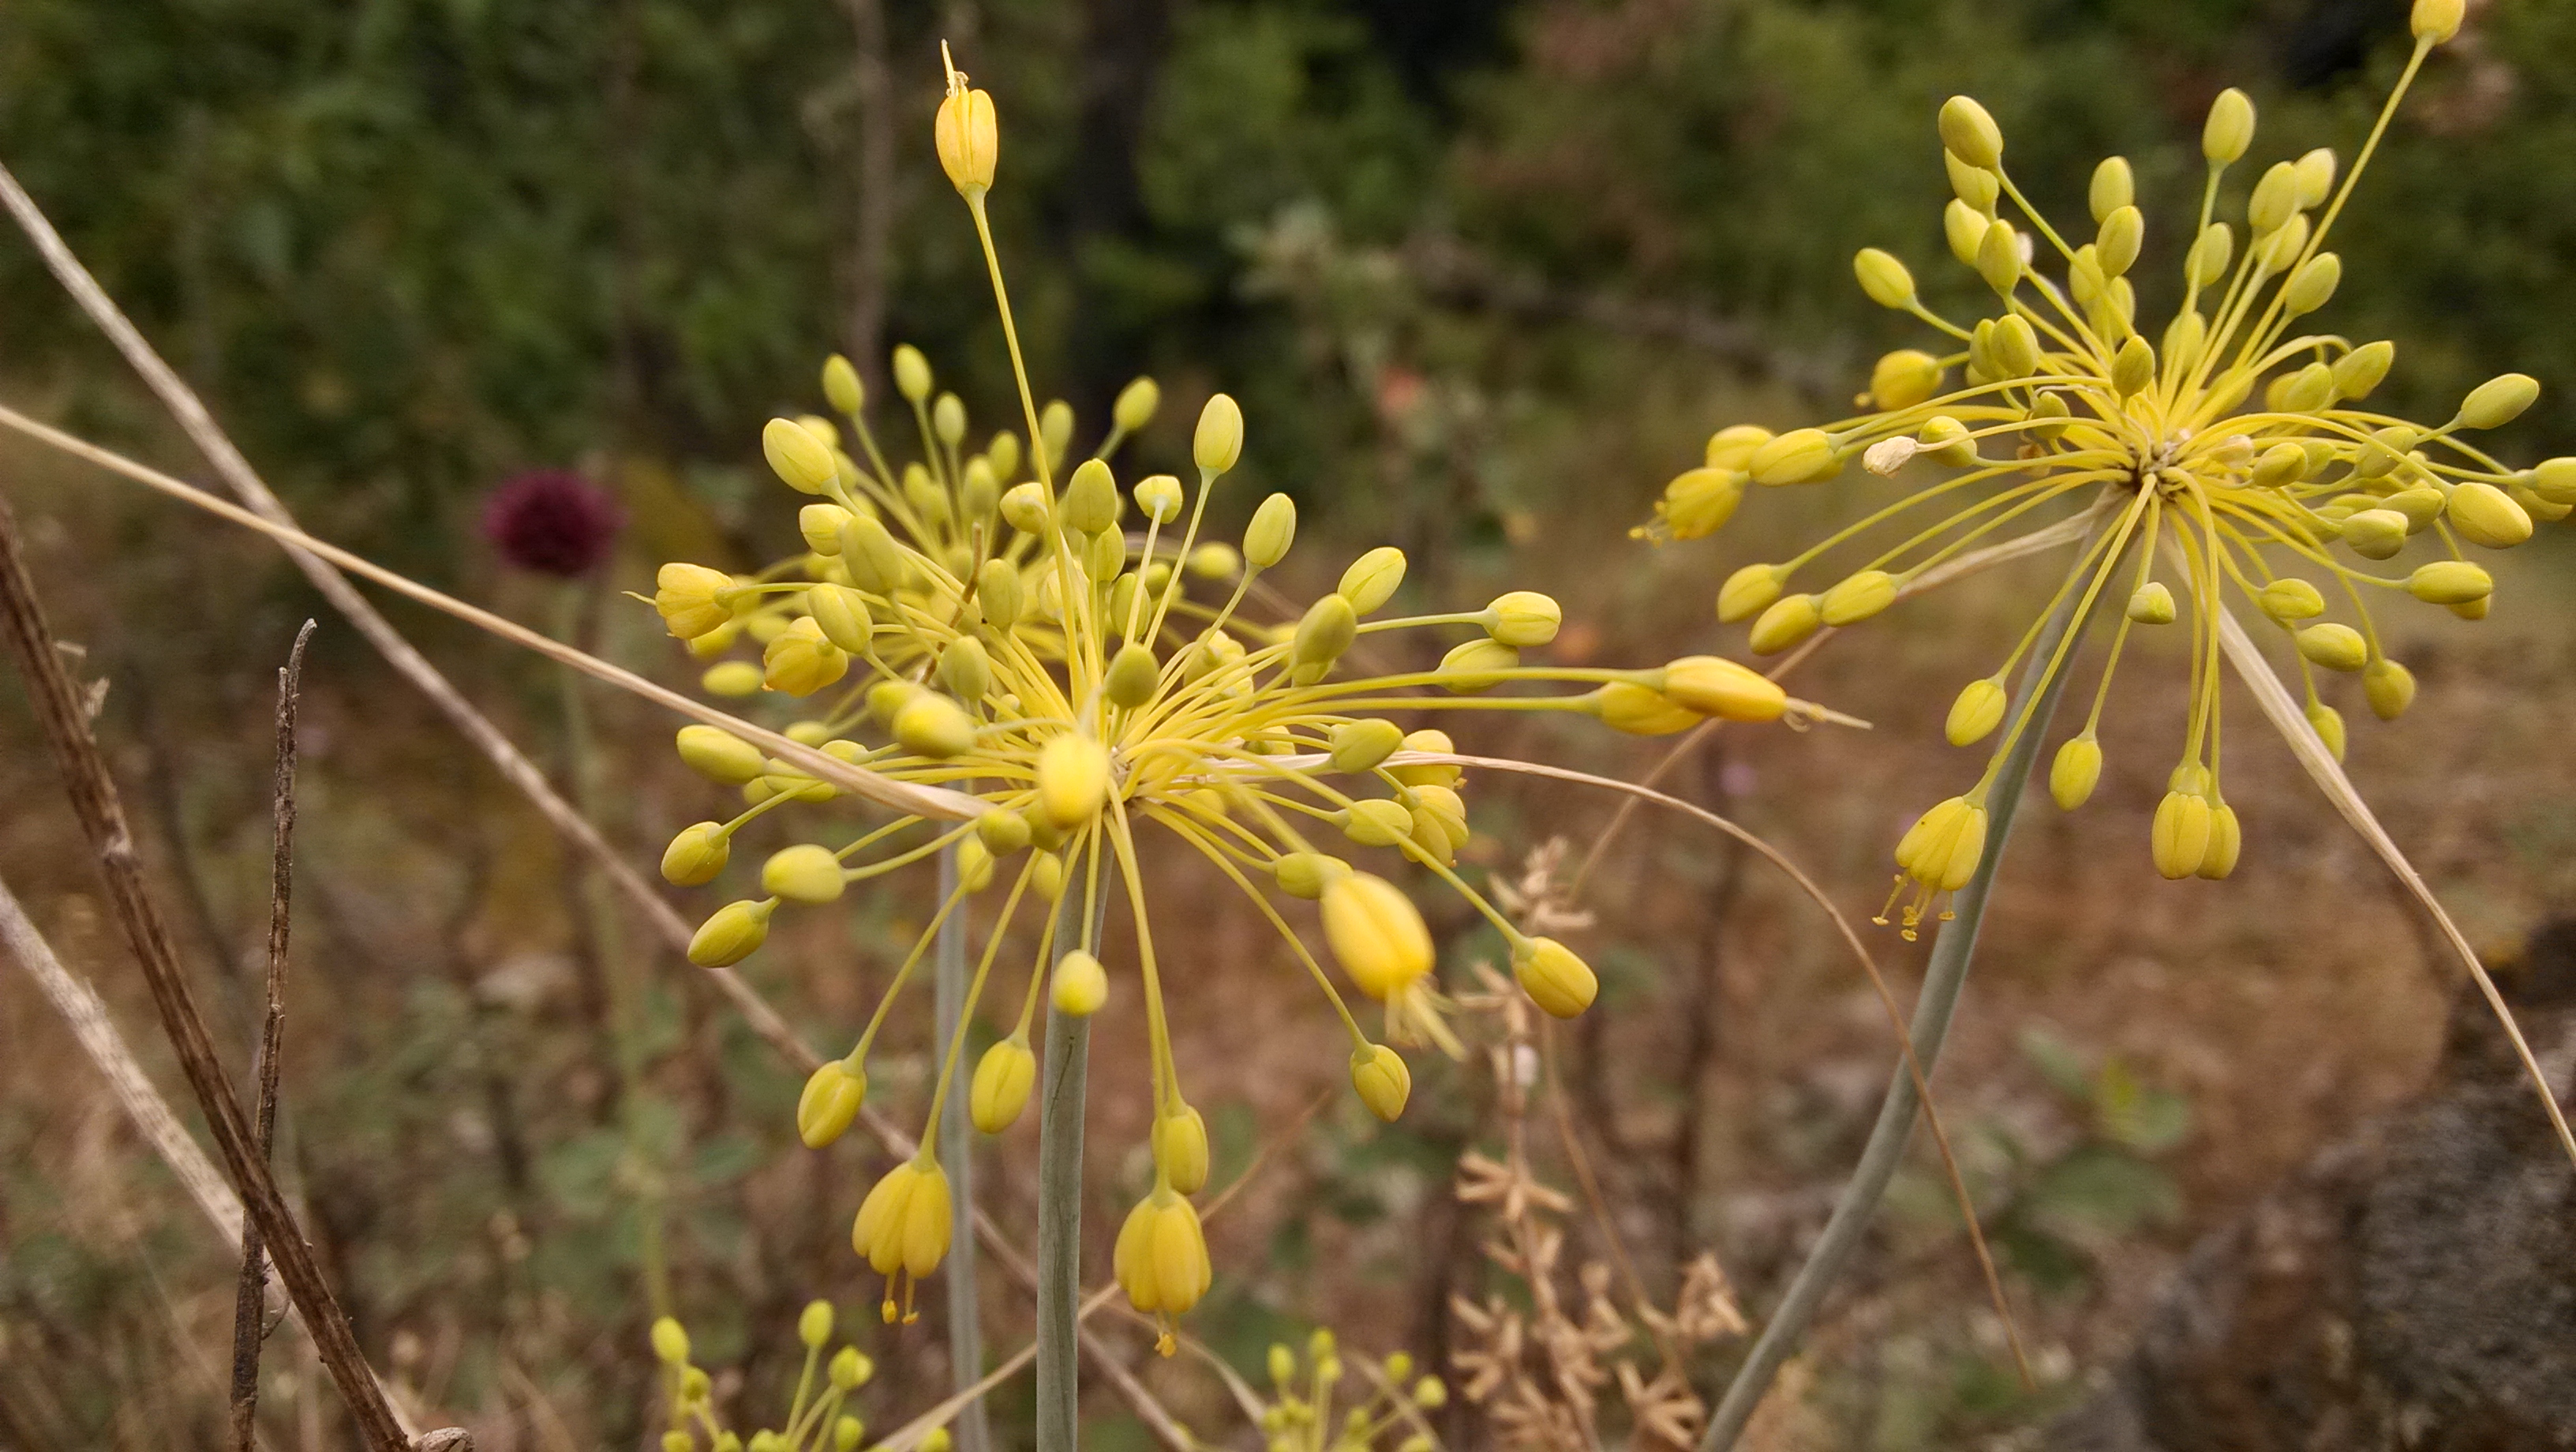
[934,844,991,1452]
[1700,530,2106,1452]
[1035,887,1099,1452]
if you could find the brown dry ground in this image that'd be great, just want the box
[2,407,2572,1449]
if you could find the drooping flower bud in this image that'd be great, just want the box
[1273,851,1353,900]
[971,1040,1037,1134]
[2447,481,2533,548]
[1350,1043,1410,1121]
[2364,658,2416,720]
[1717,563,1785,623]
[1512,937,1598,1018]
[661,822,732,886]
[1945,677,2007,746]
[764,417,841,496]
[687,900,774,967]
[763,844,847,904]
[677,724,766,784]
[798,1060,867,1147]
[2294,623,2368,672]
[1436,638,1518,693]
[1051,949,1108,1017]
[2050,735,2103,810]
[1869,350,1944,411]
[1661,656,1787,721]
[1290,593,1359,684]
[1747,428,1841,487]
[1853,249,1917,309]
[1153,1103,1211,1194]
[1591,681,1701,735]
[1747,593,1822,655]
[1321,874,1432,1002]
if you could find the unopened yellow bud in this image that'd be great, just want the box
[1408,784,1469,864]
[763,844,846,904]
[1339,547,1407,615]
[1322,874,1432,1001]
[1051,949,1108,1017]
[998,480,1050,536]
[1290,593,1359,683]
[1245,492,1296,568]
[2111,335,2155,397]
[1818,569,1897,627]
[1389,730,1461,788]
[1945,150,1998,211]
[796,1300,835,1350]
[2406,560,2492,604]
[798,1060,867,1147]
[2089,156,2134,223]
[2151,790,2213,880]
[1328,718,1404,774]
[2333,340,2394,400]
[1937,95,2003,170]
[1154,1103,1211,1194]
[687,900,773,967]
[1186,541,1240,578]
[832,1417,863,1452]
[2197,803,2242,880]
[2458,373,2540,431]
[1113,1189,1211,1322]
[1345,1042,1410,1122]
[1661,655,1787,721]
[1748,428,1841,487]
[1853,248,1916,309]
[1945,197,1987,266]
[763,618,848,698]
[893,693,977,758]
[655,563,736,640]
[764,417,841,495]
[1593,681,1700,735]
[1106,642,1161,709]
[1747,593,1822,655]
[661,822,732,885]
[2126,581,2176,624]
[1193,392,1245,473]
[1038,734,1111,828]
[2447,481,2533,548]
[2095,204,2144,279]
[1132,473,1184,525]
[1975,217,2023,294]
[1717,563,1786,623]
[2282,252,2341,315]
[1061,458,1119,535]
[1340,799,1414,848]
[1870,350,1944,411]
[1485,590,1561,647]
[2185,223,2235,287]
[1705,424,1772,470]
[829,1346,871,1389]
[1513,936,1598,1018]
[1436,638,1518,693]
[2528,458,2576,507]
[1274,851,1353,900]
[2050,735,2102,810]
[652,1315,691,1365]
[2251,442,2308,489]
[2413,0,2464,43]
[1113,376,1161,434]
[970,1040,1037,1134]
[934,80,998,193]
[800,503,855,557]
[821,354,865,415]
[1029,851,1065,903]
[1945,677,2007,746]
[2364,658,2416,720]
[2294,623,2368,672]
[677,724,766,784]
[2335,507,2406,559]
[2203,88,2255,164]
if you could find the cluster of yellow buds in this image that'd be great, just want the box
[649,1303,934,1452]
[1641,0,2561,933]
[649,51,1839,1342]
[1255,1330,1445,1452]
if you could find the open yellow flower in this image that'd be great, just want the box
[1643,0,2562,935]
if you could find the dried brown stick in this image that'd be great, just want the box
[0,492,406,1447]
[229,619,311,1452]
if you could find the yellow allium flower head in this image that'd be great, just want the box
[1644,12,2557,933]
[648,47,1847,1345]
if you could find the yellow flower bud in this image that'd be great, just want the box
[934,80,998,193]
[953,836,996,893]
[2406,560,2492,604]
[1592,680,1701,735]
[1341,799,1414,848]
[1661,655,1787,722]
[1945,150,1999,211]
[1038,734,1111,828]
[2293,623,2367,672]
[1705,424,1772,470]
[764,619,851,698]
[799,1300,835,1349]
[829,1346,871,1390]
[1322,873,1432,1001]
[1945,677,2007,746]
[1327,718,1403,774]
[1030,851,1066,903]
[1389,729,1462,788]
[2331,340,2394,400]
[1339,547,1407,615]
[763,417,841,496]
[998,481,1050,536]
[1513,936,1598,1018]
[1244,492,1297,568]
[1944,197,1987,266]
[763,844,846,904]
[1290,593,1359,683]
[653,1315,691,1365]
[2050,735,2103,810]
[655,563,736,640]
[1061,458,1119,535]
[890,692,975,759]
[2111,335,2156,397]
[1051,949,1108,1017]
[2185,222,2235,287]
[702,662,764,701]
[1105,642,1161,709]
[2458,373,2540,431]
[1193,392,1245,474]
[1408,784,1469,865]
[1113,1189,1211,1322]
[798,1061,867,1148]
[1818,569,1898,627]
[2250,442,2308,489]
[2413,0,2464,43]
[1274,851,1353,900]
[833,1417,863,1452]
[1485,590,1562,647]
[687,900,773,967]
[1717,563,1786,623]
[2197,803,2242,881]
[1747,428,1841,486]
[1350,1043,1411,1122]
[1937,95,2003,170]
[2089,156,2134,223]
[822,354,865,414]
[2095,204,2144,279]
[1154,1103,1210,1194]
[2203,87,2255,163]
[2282,252,2341,315]
[931,395,968,451]
[2126,581,2177,624]
[1975,216,2023,294]
[1185,541,1240,578]
[799,503,854,557]
[2364,657,2416,720]
[2150,790,2212,880]
[1436,638,1518,693]
[2528,458,2576,507]
[1133,473,1184,525]
[1853,248,1916,309]
[2340,508,2409,559]
[970,1040,1037,1135]
[852,1159,952,1286]
[1113,376,1161,434]
[676,724,764,784]
[1870,350,1944,411]
[661,822,732,885]
[1747,593,1822,655]
[1039,398,1076,463]
[2447,481,2533,548]
[1990,314,2040,379]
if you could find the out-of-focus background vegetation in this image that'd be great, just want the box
[2,0,2571,1446]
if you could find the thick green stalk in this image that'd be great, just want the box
[1034,890,1094,1452]
[934,845,991,1452]
[1699,537,2103,1451]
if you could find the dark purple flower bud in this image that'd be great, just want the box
[481,470,623,576]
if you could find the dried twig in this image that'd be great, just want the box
[229,619,313,1452]
[0,490,408,1447]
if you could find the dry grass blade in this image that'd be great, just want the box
[2218,601,2576,1167]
